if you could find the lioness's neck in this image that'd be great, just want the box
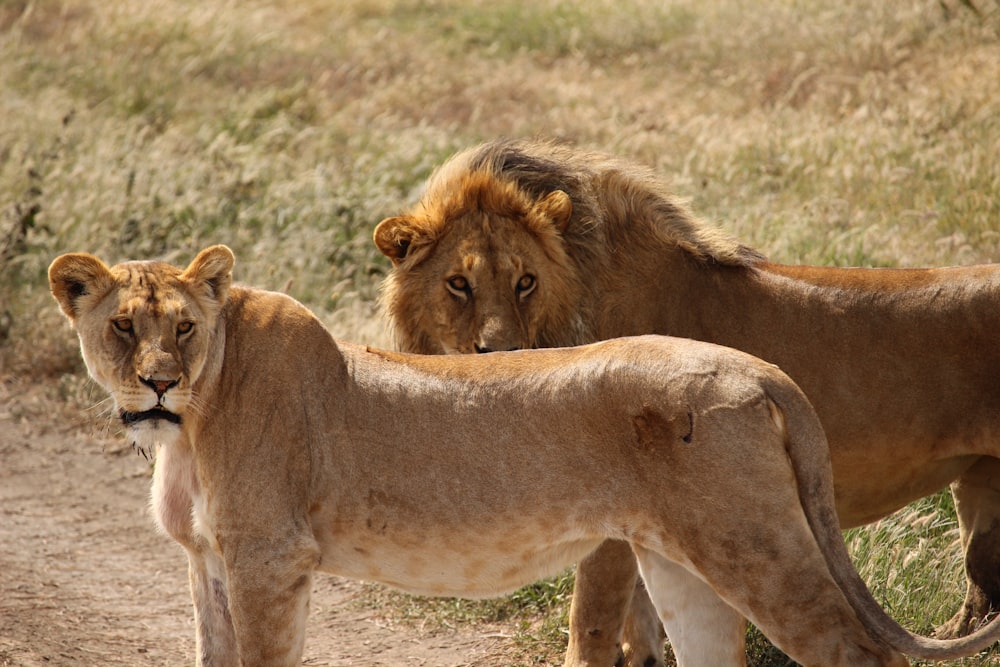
[181,285,352,464]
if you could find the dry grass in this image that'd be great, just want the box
[2,0,998,664]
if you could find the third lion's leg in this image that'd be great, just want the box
[940,456,1000,637]
[566,539,664,667]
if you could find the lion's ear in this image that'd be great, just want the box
[182,245,234,303]
[374,216,417,265]
[535,190,572,233]
[48,253,114,323]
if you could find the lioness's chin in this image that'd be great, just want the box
[121,409,183,450]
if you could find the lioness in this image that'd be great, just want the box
[49,245,1000,667]
[373,138,1000,667]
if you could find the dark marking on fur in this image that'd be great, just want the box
[681,411,694,443]
[130,441,149,461]
[632,405,694,450]
[66,279,88,301]
[212,578,232,623]
[133,269,160,306]
[365,517,389,535]
[292,574,310,594]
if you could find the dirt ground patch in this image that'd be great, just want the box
[0,378,521,667]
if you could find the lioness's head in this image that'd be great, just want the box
[49,245,234,451]
[374,171,586,354]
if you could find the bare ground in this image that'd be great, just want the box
[0,377,522,667]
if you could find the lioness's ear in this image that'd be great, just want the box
[373,216,416,265]
[48,253,114,323]
[534,190,572,232]
[182,245,234,303]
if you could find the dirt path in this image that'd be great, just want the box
[0,377,519,667]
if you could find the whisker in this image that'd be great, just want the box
[85,394,114,415]
[186,392,209,420]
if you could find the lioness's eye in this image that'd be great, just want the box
[516,274,536,296]
[112,318,133,333]
[177,321,194,335]
[446,276,469,295]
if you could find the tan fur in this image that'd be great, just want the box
[50,246,1000,667]
[374,139,1000,666]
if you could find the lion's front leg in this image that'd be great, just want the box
[221,533,320,667]
[940,456,1000,638]
[188,548,238,667]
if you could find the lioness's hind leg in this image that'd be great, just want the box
[630,546,746,667]
[640,526,905,667]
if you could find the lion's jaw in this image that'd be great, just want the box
[49,246,234,454]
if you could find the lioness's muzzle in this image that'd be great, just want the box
[121,408,182,426]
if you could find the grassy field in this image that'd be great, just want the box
[1,0,998,664]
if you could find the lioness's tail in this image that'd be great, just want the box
[764,372,1000,661]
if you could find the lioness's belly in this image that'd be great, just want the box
[313,517,603,597]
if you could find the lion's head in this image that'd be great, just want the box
[375,140,761,356]
[49,245,234,454]
[374,169,592,354]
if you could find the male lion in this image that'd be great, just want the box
[373,138,1000,667]
[49,245,1000,667]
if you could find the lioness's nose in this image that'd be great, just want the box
[140,376,178,397]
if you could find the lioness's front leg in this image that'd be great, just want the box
[150,441,237,665]
[566,540,633,667]
[188,549,238,667]
[221,534,319,667]
[566,539,665,667]
[942,456,1000,637]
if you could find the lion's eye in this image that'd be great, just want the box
[516,274,536,297]
[112,318,133,334]
[446,276,470,296]
[177,321,194,336]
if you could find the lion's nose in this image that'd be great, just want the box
[140,376,179,398]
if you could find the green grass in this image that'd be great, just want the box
[357,570,575,666]
[2,0,999,664]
